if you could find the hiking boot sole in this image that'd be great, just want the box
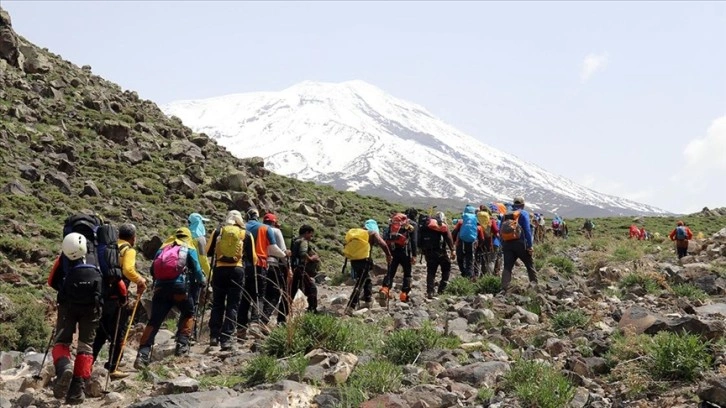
[53,368,73,399]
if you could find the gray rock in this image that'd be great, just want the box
[441,361,511,387]
[360,393,411,408]
[155,375,200,395]
[569,387,590,408]
[216,170,247,191]
[80,180,100,197]
[85,367,107,398]
[297,203,315,216]
[401,384,458,408]
[129,389,238,408]
[695,303,726,317]
[19,44,52,73]
[303,349,358,385]
[167,175,198,198]
[699,377,726,406]
[99,120,131,144]
[121,149,145,165]
[516,306,540,324]
[103,392,124,404]
[170,140,204,161]
[0,396,10,408]
[2,179,27,195]
[18,165,40,182]
[44,172,72,194]
[0,351,22,371]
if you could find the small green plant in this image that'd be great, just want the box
[347,360,403,395]
[648,331,711,381]
[382,322,460,365]
[0,285,51,351]
[504,359,575,408]
[286,354,309,380]
[198,374,245,389]
[551,310,589,333]
[611,244,642,262]
[477,387,494,403]
[263,313,370,357]
[444,276,476,296]
[241,355,284,386]
[476,275,502,294]
[671,284,708,302]
[548,255,575,276]
[619,272,661,294]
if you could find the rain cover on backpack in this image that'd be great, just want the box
[676,225,688,240]
[459,213,478,243]
[343,228,370,261]
[384,213,410,248]
[153,244,188,281]
[216,225,244,263]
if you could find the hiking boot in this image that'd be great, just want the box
[378,287,390,306]
[361,301,372,310]
[220,339,234,351]
[109,370,130,380]
[210,337,219,347]
[426,291,435,300]
[236,328,247,341]
[174,342,190,356]
[65,377,85,405]
[53,360,73,399]
[399,292,409,302]
[133,348,151,370]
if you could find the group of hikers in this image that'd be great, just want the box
[45,196,697,404]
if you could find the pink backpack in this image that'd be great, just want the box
[152,244,188,281]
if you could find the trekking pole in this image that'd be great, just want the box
[103,303,124,394]
[344,262,369,313]
[32,326,56,380]
[112,298,140,375]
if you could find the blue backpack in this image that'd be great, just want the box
[676,226,688,240]
[459,213,478,244]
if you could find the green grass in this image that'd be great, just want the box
[619,272,662,294]
[476,275,502,294]
[671,283,708,302]
[444,276,476,296]
[551,309,589,333]
[0,284,51,351]
[198,374,245,389]
[504,359,575,408]
[382,321,461,365]
[547,255,575,276]
[240,355,284,386]
[648,331,711,381]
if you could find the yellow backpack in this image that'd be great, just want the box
[216,225,244,263]
[477,211,492,238]
[343,228,371,261]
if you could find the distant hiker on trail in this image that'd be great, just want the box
[344,219,392,312]
[205,211,256,350]
[552,215,568,238]
[48,231,102,404]
[582,219,595,239]
[418,212,455,298]
[262,213,293,323]
[639,227,648,241]
[379,212,417,304]
[499,196,538,293]
[669,221,693,259]
[92,223,147,380]
[629,224,641,239]
[134,227,206,369]
[476,205,499,276]
[452,205,485,279]
[492,213,504,275]
[290,224,321,314]
[533,213,546,244]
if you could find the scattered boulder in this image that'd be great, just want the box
[2,180,27,195]
[154,376,200,395]
[441,361,510,387]
[99,120,131,144]
[17,165,39,182]
[80,180,100,197]
[44,171,72,194]
[120,149,145,165]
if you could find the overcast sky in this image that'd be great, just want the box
[4,1,725,214]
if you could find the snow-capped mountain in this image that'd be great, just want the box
[163,80,666,217]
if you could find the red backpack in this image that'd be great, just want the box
[384,213,411,247]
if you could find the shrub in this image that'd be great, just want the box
[241,355,284,386]
[476,275,502,294]
[0,285,50,351]
[504,359,575,408]
[551,310,589,333]
[263,313,369,357]
[619,272,661,294]
[477,387,494,403]
[648,331,711,381]
[611,244,642,262]
[548,255,575,276]
[347,360,403,395]
[444,276,476,296]
[382,322,460,365]
[672,284,708,302]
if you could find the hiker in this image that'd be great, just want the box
[379,212,417,303]
[499,196,538,292]
[261,213,293,321]
[290,224,321,313]
[669,221,693,259]
[91,223,147,379]
[452,205,485,278]
[476,206,500,276]
[241,208,287,334]
[639,227,648,241]
[188,213,212,301]
[629,224,640,239]
[492,213,503,275]
[582,219,595,239]
[205,211,256,349]
[346,219,392,311]
[47,232,103,404]
[134,227,206,369]
[418,212,455,298]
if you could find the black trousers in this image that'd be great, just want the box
[291,265,318,312]
[424,250,451,294]
[501,240,538,290]
[349,259,372,307]
[238,265,266,327]
[209,266,244,341]
[382,247,412,293]
[92,299,128,372]
[262,264,289,321]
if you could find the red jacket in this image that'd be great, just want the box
[669,226,693,241]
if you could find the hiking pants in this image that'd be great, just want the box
[92,299,128,372]
[209,266,244,341]
[291,265,318,313]
[493,245,503,275]
[262,263,287,321]
[52,302,101,380]
[276,263,292,323]
[424,250,451,295]
[238,265,267,327]
[349,259,372,308]
[459,241,475,278]
[501,241,538,291]
[676,240,689,259]
[382,247,412,294]
[139,287,194,349]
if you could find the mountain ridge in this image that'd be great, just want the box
[164,80,668,217]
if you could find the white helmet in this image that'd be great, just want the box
[62,232,87,261]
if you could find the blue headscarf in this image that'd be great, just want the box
[364,219,379,233]
[188,213,209,239]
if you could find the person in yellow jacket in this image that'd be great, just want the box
[205,210,257,347]
[91,224,147,379]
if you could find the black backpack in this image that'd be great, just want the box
[290,237,304,269]
[417,215,444,252]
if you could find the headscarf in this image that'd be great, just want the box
[161,227,195,249]
[188,213,208,239]
[364,219,379,233]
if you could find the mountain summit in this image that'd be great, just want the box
[164,80,665,216]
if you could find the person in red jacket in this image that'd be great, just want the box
[628,224,640,239]
[669,221,693,259]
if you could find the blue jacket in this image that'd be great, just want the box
[246,220,278,246]
[518,208,534,248]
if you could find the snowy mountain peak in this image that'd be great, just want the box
[163,80,666,217]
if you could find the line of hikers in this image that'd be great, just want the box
[46,208,320,403]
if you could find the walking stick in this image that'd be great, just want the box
[111,298,140,376]
[32,326,56,380]
[103,303,123,393]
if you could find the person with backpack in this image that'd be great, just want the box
[492,213,503,275]
[344,220,393,312]
[241,208,287,335]
[47,231,103,404]
[379,212,417,303]
[499,196,538,292]
[418,212,455,298]
[134,227,206,369]
[290,224,322,314]
[91,223,147,379]
[261,213,293,322]
[452,205,485,279]
[188,213,212,305]
[205,211,256,349]
[476,206,500,276]
[669,221,693,259]
[629,224,641,239]
[582,219,595,239]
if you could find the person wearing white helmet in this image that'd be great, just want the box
[47,232,103,404]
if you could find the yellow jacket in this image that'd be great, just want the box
[119,239,145,285]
